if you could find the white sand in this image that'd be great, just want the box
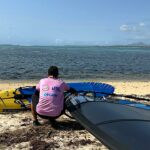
[1,79,150,95]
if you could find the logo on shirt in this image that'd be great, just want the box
[52,86,61,92]
[42,85,49,91]
[43,93,57,97]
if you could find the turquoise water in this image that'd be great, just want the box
[0,45,150,80]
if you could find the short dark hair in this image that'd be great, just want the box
[48,66,59,77]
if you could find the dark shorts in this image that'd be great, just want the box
[32,92,65,120]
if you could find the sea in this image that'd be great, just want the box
[0,45,150,81]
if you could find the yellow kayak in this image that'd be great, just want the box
[0,88,31,112]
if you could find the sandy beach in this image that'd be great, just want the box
[0,80,150,150]
[1,79,150,95]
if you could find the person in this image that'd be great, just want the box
[31,66,76,127]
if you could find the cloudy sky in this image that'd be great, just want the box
[0,0,150,45]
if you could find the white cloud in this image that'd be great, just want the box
[139,22,145,27]
[120,22,146,32]
[55,38,63,44]
[120,24,136,32]
[120,21,150,42]
[134,35,147,39]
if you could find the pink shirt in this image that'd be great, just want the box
[36,77,69,117]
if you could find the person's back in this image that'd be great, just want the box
[36,77,69,117]
[31,66,71,126]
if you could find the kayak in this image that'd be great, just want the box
[0,89,21,112]
[0,87,36,112]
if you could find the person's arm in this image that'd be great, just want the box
[36,82,40,91]
[63,82,77,94]
[68,87,77,94]
[35,81,40,96]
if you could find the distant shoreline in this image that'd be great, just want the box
[0,44,150,47]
